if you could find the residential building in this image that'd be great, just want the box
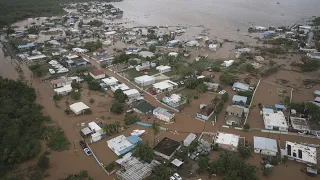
[186,40,199,47]
[232,82,250,91]
[253,136,278,156]
[262,108,288,132]
[27,54,47,61]
[132,100,155,115]
[167,40,180,47]
[196,104,215,121]
[162,94,185,108]
[50,76,82,88]
[89,69,106,80]
[138,51,154,58]
[284,141,317,165]
[314,90,320,96]
[107,135,142,156]
[225,105,244,126]
[146,40,157,46]
[93,48,107,56]
[116,156,160,180]
[135,62,150,71]
[307,52,320,60]
[183,133,197,147]
[156,65,171,73]
[102,77,118,86]
[153,107,175,122]
[134,75,155,86]
[69,102,90,115]
[123,89,141,101]
[204,82,219,91]
[213,132,240,151]
[54,84,72,95]
[153,137,181,160]
[152,80,178,94]
[232,95,248,105]
[290,117,310,133]
[168,52,179,57]
[18,43,36,50]
[111,83,130,92]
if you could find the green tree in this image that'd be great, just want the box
[88,81,100,91]
[71,81,82,89]
[70,90,81,100]
[36,153,49,170]
[197,156,209,174]
[185,78,200,89]
[150,164,173,180]
[114,89,128,103]
[243,123,250,131]
[211,66,221,72]
[129,59,138,66]
[219,73,237,85]
[148,45,156,52]
[89,98,95,103]
[152,121,160,146]
[221,92,229,103]
[124,114,140,125]
[196,83,208,93]
[238,146,252,158]
[132,142,154,162]
[263,167,273,177]
[110,102,124,114]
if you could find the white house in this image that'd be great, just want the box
[27,54,47,61]
[168,52,179,57]
[156,65,171,73]
[196,104,215,121]
[262,108,288,132]
[54,84,72,95]
[208,44,218,51]
[102,77,118,86]
[284,141,317,165]
[214,132,240,152]
[111,83,130,92]
[123,89,141,101]
[138,51,154,58]
[134,75,155,86]
[69,102,90,115]
[90,69,106,80]
[107,135,142,156]
[254,136,278,156]
[183,133,197,147]
[152,80,178,94]
[153,107,175,123]
[221,60,234,67]
[88,121,103,143]
[232,82,250,91]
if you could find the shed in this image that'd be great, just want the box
[81,127,92,136]
[91,132,102,143]
[184,133,197,146]
[171,159,184,168]
[254,136,278,156]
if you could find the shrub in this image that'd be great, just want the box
[110,102,124,114]
[89,98,95,103]
[243,124,250,131]
[105,162,116,172]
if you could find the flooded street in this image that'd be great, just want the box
[112,0,320,41]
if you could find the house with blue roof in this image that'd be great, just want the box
[107,135,142,156]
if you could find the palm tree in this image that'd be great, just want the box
[103,124,111,134]
[114,121,121,133]
[152,122,160,146]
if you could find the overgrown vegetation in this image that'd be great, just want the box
[0,77,51,177]
[63,170,93,180]
[110,102,124,114]
[150,164,173,180]
[124,114,140,125]
[132,142,154,162]
[43,126,70,151]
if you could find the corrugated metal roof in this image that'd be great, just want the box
[254,136,278,152]
[127,135,142,144]
[275,104,285,109]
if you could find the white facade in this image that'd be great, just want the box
[88,122,102,133]
[111,83,130,92]
[208,44,218,51]
[27,54,47,61]
[54,84,72,95]
[123,89,140,99]
[156,65,171,73]
[285,141,317,165]
[184,133,197,147]
[107,135,134,156]
[102,77,118,86]
[153,107,175,122]
[214,132,240,151]
[69,102,90,115]
[263,111,288,132]
[168,52,178,57]
[89,71,106,80]
[152,80,178,93]
[91,132,102,143]
[221,60,234,67]
[134,75,155,86]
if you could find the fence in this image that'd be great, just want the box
[244,78,262,125]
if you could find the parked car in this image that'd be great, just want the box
[218,90,226,94]
[173,173,182,180]
[84,148,92,156]
[79,140,87,149]
[180,81,185,85]
[170,176,176,180]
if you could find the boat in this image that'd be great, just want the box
[131,129,146,136]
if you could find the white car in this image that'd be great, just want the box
[218,90,226,94]
[173,173,182,180]
[170,176,176,180]
[180,81,185,85]
[84,148,92,156]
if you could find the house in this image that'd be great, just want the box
[208,44,218,51]
[315,97,320,103]
[51,78,70,88]
[152,80,178,94]
[93,48,107,56]
[18,43,36,50]
[196,104,215,121]
[107,135,142,156]
[167,40,180,47]
[111,83,130,92]
[27,54,47,61]
[186,40,199,47]
[168,52,179,57]
[72,48,88,53]
[290,117,310,133]
[204,82,219,91]
[254,136,278,156]
[81,127,92,137]
[123,89,141,101]
[162,94,185,108]
[232,95,248,105]
[135,62,150,71]
[183,133,197,147]
[221,60,234,67]
[132,100,155,115]
[262,108,288,131]
[138,51,154,58]
[307,52,320,60]
[54,84,72,95]
[153,107,175,122]
[90,69,105,80]
[314,90,320,96]
[225,105,244,126]
[232,82,250,91]
[153,137,181,160]
[156,65,171,73]
[283,141,317,165]
[146,40,157,46]
[213,132,240,151]
[116,156,160,180]
[69,102,90,115]
[134,75,155,86]
[88,121,104,143]
[102,77,118,86]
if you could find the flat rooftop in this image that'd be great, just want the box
[285,141,317,164]
[153,80,178,90]
[107,135,133,152]
[214,132,240,147]
[153,137,181,156]
[263,111,288,128]
[290,116,310,132]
